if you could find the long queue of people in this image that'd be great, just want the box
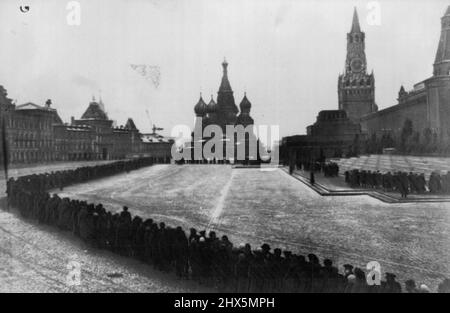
[322,162,339,177]
[4,159,450,292]
[289,161,339,178]
[344,169,450,198]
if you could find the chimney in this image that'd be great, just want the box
[71,116,75,125]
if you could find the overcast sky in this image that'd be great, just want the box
[0,0,448,142]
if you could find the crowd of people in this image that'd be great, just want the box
[289,161,339,177]
[322,162,339,177]
[3,158,450,292]
[344,169,450,198]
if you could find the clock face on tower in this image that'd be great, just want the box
[350,58,363,72]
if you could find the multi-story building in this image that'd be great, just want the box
[0,87,173,166]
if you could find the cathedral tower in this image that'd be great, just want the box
[216,59,239,128]
[338,8,377,121]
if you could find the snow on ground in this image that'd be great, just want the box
[0,161,209,292]
[54,164,450,291]
[0,207,208,292]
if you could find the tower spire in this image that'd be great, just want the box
[434,6,450,76]
[351,7,361,33]
[219,58,232,92]
[338,7,376,120]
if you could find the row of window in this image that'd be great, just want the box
[6,118,52,130]
[343,80,372,87]
[341,89,372,95]
[10,151,55,163]
[55,143,92,151]
[11,140,53,148]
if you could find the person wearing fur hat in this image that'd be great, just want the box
[381,272,402,293]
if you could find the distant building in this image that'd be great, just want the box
[189,60,259,163]
[282,6,450,165]
[280,9,367,164]
[338,8,377,120]
[361,6,450,145]
[0,89,173,166]
[280,110,361,165]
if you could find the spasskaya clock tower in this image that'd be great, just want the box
[338,7,377,121]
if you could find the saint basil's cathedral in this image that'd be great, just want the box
[189,60,259,164]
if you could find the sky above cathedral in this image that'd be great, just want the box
[0,0,447,144]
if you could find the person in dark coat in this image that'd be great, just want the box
[381,273,402,293]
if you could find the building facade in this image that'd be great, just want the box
[280,110,362,165]
[360,6,450,147]
[190,60,259,163]
[281,6,450,164]
[0,88,173,166]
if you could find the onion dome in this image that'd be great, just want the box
[239,93,251,114]
[206,95,218,114]
[194,94,207,116]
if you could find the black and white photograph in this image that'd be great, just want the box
[0,0,450,302]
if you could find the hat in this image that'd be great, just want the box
[324,259,332,267]
[199,237,205,242]
[385,272,396,279]
[261,243,270,251]
[343,264,353,270]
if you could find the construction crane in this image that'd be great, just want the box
[145,109,163,135]
[145,109,152,130]
[152,124,164,135]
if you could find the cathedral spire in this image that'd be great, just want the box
[351,7,361,33]
[219,58,232,92]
